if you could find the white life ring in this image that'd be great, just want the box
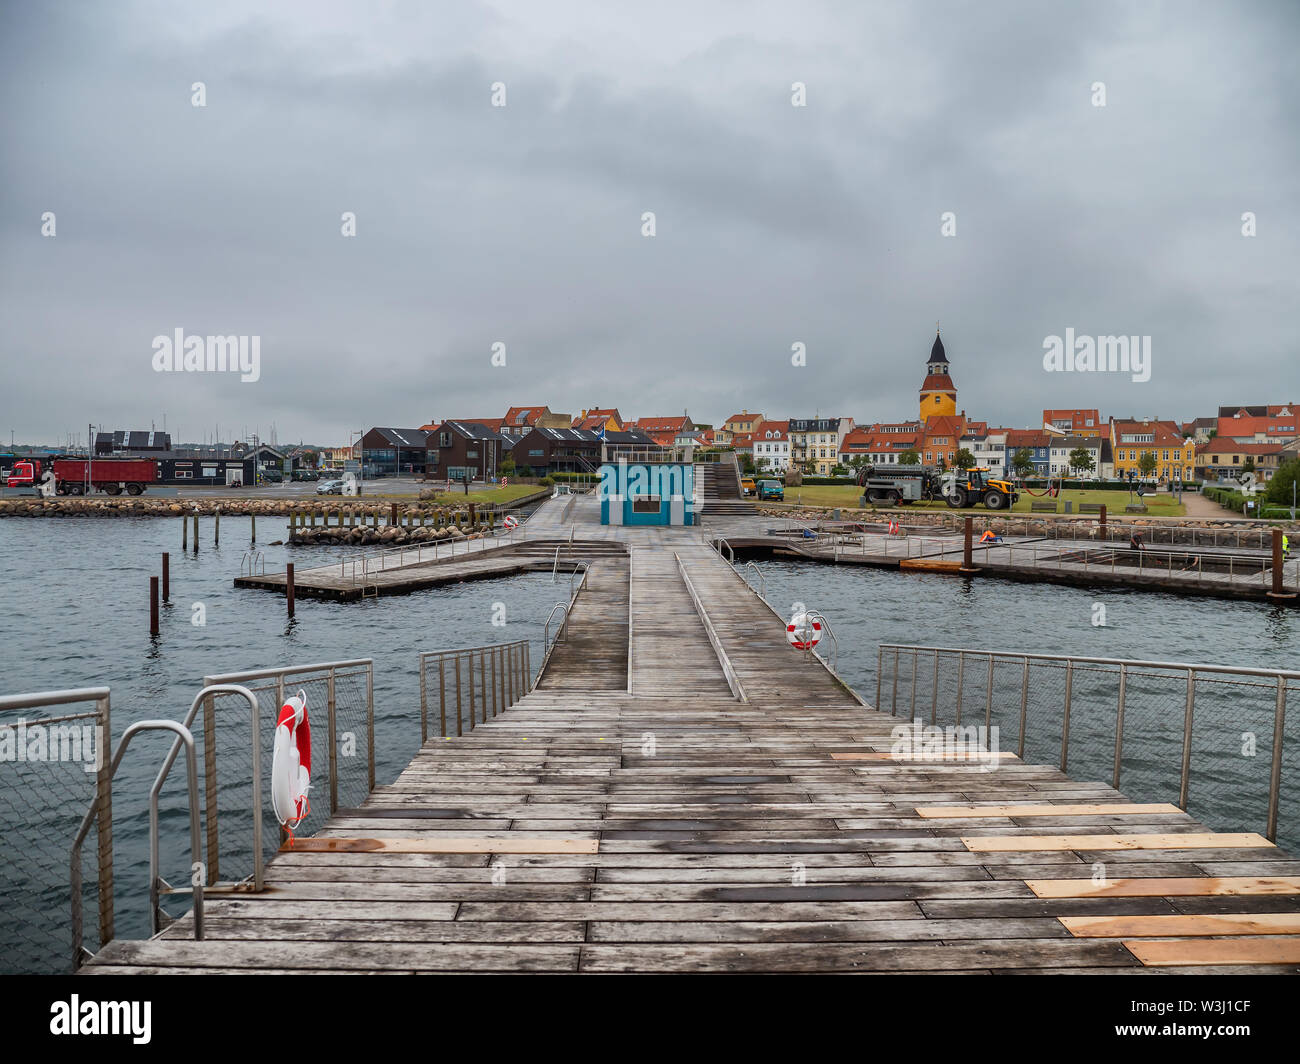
[271,691,311,830]
[787,612,822,650]
[502,514,518,530]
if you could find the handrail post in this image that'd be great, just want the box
[875,645,883,711]
[1113,664,1127,790]
[1267,676,1287,841]
[1060,661,1073,771]
[1018,657,1029,758]
[328,669,339,814]
[984,654,994,731]
[1178,669,1195,810]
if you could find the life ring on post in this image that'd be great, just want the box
[271,690,311,837]
[502,515,518,530]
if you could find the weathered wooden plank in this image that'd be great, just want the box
[280,836,598,855]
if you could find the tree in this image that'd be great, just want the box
[1138,451,1158,477]
[500,456,516,475]
[1012,449,1035,478]
[899,449,920,466]
[1241,456,1256,473]
[1265,457,1300,507]
[954,448,976,471]
[1068,447,1095,477]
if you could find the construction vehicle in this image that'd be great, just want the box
[856,465,1018,510]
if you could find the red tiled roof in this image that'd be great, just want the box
[920,374,957,392]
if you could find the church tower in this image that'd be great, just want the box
[919,329,957,424]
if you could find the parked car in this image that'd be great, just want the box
[292,469,320,482]
[316,479,344,495]
[757,479,785,500]
[260,469,284,484]
[741,477,757,496]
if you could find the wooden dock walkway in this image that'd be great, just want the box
[83,497,1300,973]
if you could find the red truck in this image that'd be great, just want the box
[5,457,157,496]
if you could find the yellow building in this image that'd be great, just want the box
[920,331,957,424]
[1110,419,1195,481]
[719,410,764,446]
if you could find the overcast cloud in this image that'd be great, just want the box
[2,0,1297,447]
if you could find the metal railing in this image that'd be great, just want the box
[418,640,531,740]
[240,550,266,575]
[197,660,374,890]
[544,603,569,648]
[0,687,111,974]
[803,610,838,674]
[741,560,765,599]
[876,644,1299,849]
[71,718,204,968]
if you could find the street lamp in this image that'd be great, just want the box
[350,430,364,494]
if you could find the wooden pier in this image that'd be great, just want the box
[83,498,1300,973]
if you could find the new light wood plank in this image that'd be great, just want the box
[963,832,1274,853]
[1027,875,1300,898]
[918,803,1181,818]
[1124,937,1300,967]
[1062,912,1300,937]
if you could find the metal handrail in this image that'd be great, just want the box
[876,643,1296,841]
[713,537,734,564]
[71,719,203,968]
[741,560,765,599]
[1,686,112,970]
[544,602,569,647]
[804,610,838,674]
[571,560,590,599]
[240,550,265,576]
[418,640,532,740]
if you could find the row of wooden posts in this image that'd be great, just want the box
[174,503,497,551]
[287,501,495,538]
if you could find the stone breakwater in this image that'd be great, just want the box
[771,506,1296,544]
[290,524,487,547]
[0,498,485,520]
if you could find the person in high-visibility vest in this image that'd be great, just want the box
[1285,533,1291,560]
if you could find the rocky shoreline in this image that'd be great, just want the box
[0,497,492,520]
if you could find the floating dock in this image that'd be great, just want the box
[82,497,1300,973]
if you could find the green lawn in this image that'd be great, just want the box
[761,484,1186,517]
[421,484,548,506]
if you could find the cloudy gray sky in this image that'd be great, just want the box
[2,0,1297,448]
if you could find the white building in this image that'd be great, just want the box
[961,429,1007,477]
[1048,435,1103,477]
[751,420,791,472]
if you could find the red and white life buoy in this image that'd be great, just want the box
[502,515,518,530]
[271,691,311,832]
[786,612,822,650]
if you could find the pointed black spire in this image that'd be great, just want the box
[930,331,946,362]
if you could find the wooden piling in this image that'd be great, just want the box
[182,515,188,550]
[1099,504,1107,541]
[390,502,398,526]
[161,553,169,601]
[286,563,295,617]
[1268,527,1295,601]
[192,513,199,552]
[150,576,159,635]
[214,509,220,546]
[960,516,976,573]
[251,513,256,543]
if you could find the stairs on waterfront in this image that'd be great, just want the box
[696,461,754,516]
